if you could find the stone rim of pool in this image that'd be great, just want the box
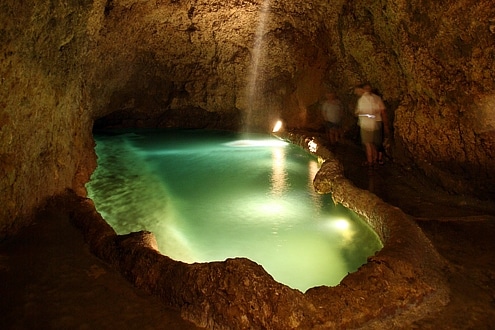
[86,128,383,292]
[75,130,449,329]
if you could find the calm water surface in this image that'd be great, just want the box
[87,129,382,291]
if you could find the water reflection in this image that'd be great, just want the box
[270,147,287,197]
[87,130,382,291]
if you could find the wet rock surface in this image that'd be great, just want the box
[25,132,450,329]
[0,203,201,330]
[1,133,494,329]
[1,0,495,327]
[307,131,495,329]
[86,0,495,197]
[2,0,495,238]
[58,188,449,329]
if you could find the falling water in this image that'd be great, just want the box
[244,0,272,130]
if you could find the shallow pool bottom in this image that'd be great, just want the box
[87,129,382,291]
[73,129,448,329]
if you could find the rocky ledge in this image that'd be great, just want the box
[66,131,449,329]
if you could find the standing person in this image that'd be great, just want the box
[354,84,379,168]
[364,84,389,165]
[321,91,343,145]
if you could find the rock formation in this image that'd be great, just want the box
[0,0,494,327]
[2,0,494,237]
[1,1,96,235]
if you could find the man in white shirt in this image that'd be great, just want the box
[364,84,389,165]
[354,85,380,167]
[321,92,343,144]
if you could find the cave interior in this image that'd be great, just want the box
[1,0,495,329]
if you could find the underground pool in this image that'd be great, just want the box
[86,129,382,291]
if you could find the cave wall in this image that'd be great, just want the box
[326,0,495,197]
[87,0,495,195]
[0,0,98,237]
[86,0,332,131]
[1,0,494,237]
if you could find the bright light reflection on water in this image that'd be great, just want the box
[86,129,382,292]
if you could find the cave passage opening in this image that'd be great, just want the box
[86,128,382,291]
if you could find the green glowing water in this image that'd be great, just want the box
[87,129,382,291]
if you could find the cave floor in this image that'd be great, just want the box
[0,204,202,329]
[1,136,495,329]
[329,136,495,329]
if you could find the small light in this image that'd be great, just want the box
[259,202,284,215]
[333,219,350,230]
[272,120,283,133]
[308,139,318,153]
[225,139,288,147]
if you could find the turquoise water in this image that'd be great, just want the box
[87,129,382,291]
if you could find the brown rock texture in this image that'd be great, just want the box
[0,0,96,236]
[2,0,494,236]
[68,169,448,330]
[0,0,494,326]
[86,0,330,132]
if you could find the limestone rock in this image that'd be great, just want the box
[2,0,494,237]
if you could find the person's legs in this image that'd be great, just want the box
[326,123,341,145]
[361,129,376,166]
[333,124,343,143]
[325,122,333,144]
[378,150,384,164]
[329,128,338,144]
[372,143,378,164]
[365,142,374,164]
[375,122,384,164]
